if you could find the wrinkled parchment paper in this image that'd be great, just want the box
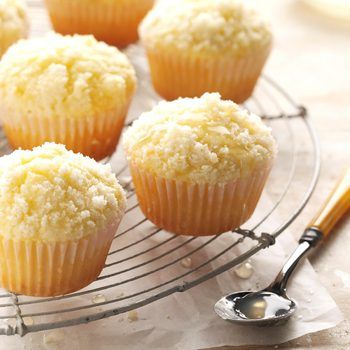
[0,46,343,350]
[0,220,343,350]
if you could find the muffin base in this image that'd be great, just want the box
[129,163,273,236]
[1,106,129,161]
[45,0,154,47]
[145,45,271,103]
[0,219,120,297]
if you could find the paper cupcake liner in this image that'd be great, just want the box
[45,0,154,47]
[1,105,129,161]
[0,219,121,296]
[129,163,273,236]
[145,44,271,103]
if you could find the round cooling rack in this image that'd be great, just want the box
[0,49,320,336]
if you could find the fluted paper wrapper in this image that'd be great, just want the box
[130,163,272,236]
[145,44,271,102]
[0,219,120,296]
[45,0,154,47]
[1,106,128,161]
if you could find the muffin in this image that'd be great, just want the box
[0,143,126,296]
[123,93,277,236]
[0,0,28,56]
[140,0,272,102]
[45,0,155,48]
[0,33,136,161]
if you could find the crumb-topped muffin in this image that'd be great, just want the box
[140,0,272,102]
[0,143,126,296]
[45,0,155,47]
[0,0,28,56]
[0,33,136,160]
[124,93,277,236]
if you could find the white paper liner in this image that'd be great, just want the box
[130,163,272,236]
[45,0,154,47]
[1,106,128,160]
[144,44,271,102]
[0,219,121,296]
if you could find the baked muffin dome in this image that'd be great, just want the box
[123,93,277,184]
[0,32,136,119]
[0,33,136,160]
[140,0,272,56]
[139,0,272,102]
[0,0,28,56]
[0,143,126,242]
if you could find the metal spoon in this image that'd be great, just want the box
[215,168,350,326]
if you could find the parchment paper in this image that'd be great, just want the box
[0,217,343,350]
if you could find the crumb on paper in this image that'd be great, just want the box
[181,257,192,268]
[43,330,65,345]
[23,316,34,326]
[234,261,254,279]
[92,294,106,304]
[128,310,139,322]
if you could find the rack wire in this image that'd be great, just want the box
[0,73,320,336]
[0,1,320,337]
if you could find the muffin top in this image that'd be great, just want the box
[0,0,28,44]
[140,0,272,56]
[0,32,136,119]
[0,143,126,242]
[123,93,277,184]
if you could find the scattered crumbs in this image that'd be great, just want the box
[234,261,254,279]
[166,315,171,320]
[306,298,311,303]
[181,257,192,268]
[92,294,106,304]
[23,316,34,326]
[128,310,139,322]
[309,290,314,295]
[43,330,65,345]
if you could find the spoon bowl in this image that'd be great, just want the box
[214,168,350,326]
[214,290,297,327]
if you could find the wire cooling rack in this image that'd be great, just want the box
[0,74,320,336]
[0,1,320,337]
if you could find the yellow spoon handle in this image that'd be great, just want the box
[308,168,350,237]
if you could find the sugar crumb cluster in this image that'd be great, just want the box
[123,93,277,184]
[0,143,126,242]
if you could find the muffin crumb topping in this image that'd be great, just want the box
[123,93,277,184]
[0,143,126,241]
[140,0,272,55]
[0,32,136,119]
